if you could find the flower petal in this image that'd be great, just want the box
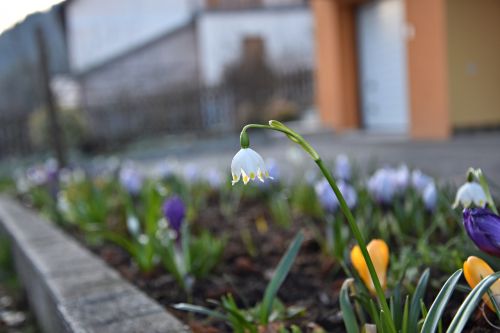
[230,148,270,185]
[464,208,500,256]
[350,239,389,295]
[463,256,500,311]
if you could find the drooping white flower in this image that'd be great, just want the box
[231,148,271,185]
[57,191,71,216]
[453,181,487,208]
[127,215,141,236]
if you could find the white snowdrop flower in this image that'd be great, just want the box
[453,181,487,208]
[157,218,168,230]
[127,215,140,236]
[57,191,71,215]
[138,234,149,245]
[231,148,272,185]
[14,171,30,193]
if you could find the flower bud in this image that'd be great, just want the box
[463,208,500,257]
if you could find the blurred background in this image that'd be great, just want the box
[0,0,499,170]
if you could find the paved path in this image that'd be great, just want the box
[122,126,500,189]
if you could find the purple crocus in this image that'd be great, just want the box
[119,163,143,195]
[423,182,438,212]
[315,179,357,213]
[162,196,186,234]
[367,168,398,204]
[463,208,500,257]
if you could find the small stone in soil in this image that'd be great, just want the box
[234,257,259,274]
[319,292,330,305]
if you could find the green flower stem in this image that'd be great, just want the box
[241,122,395,333]
[316,159,395,332]
[473,168,498,215]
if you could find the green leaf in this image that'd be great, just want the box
[421,269,462,333]
[474,169,498,214]
[392,284,403,329]
[446,271,500,333]
[173,303,227,320]
[260,232,304,324]
[181,222,191,274]
[368,299,382,329]
[221,295,255,331]
[402,295,410,333]
[340,278,360,333]
[408,268,430,333]
[486,288,500,322]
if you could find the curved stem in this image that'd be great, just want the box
[241,122,395,332]
[316,159,395,332]
[242,123,320,160]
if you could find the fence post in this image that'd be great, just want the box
[35,26,66,168]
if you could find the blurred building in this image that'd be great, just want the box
[66,0,314,107]
[313,0,500,139]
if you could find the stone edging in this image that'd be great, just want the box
[0,196,191,333]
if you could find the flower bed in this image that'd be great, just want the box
[10,122,500,332]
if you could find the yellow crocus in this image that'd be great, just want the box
[463,256,500,312]
[350,239,389,295]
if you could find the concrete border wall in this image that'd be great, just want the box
[0,196,191,333]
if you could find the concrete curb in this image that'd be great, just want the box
[0,196,191,333]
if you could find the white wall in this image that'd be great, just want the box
[67,0,193,72]
[197,7,314,85]
[262,0,305,7]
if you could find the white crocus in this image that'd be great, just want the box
[453,181,487,208]
[231,148,272,185]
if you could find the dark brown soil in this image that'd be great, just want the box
[73,196,499,332]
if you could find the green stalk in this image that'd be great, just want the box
[316,159,395,332]
[241,122,395,333]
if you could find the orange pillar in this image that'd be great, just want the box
[312,0,359,132]
[406,0,451,139]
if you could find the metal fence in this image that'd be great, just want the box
[0,69,313,157]
[0,112,33,157]
[83,68,313,148]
